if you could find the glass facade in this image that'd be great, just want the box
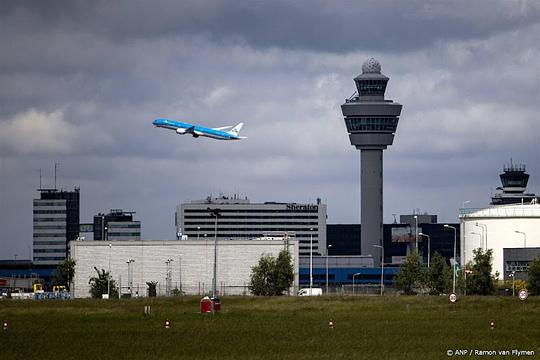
[345,117,398,132]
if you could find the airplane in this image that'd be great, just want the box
[152,118,246,140]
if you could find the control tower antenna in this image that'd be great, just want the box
[340,58,403,267]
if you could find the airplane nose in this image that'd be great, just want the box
[152,119,160,126]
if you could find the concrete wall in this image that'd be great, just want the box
[70,239,299,298]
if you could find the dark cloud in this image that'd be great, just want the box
[3,1,539,53]
[1,1,540,259]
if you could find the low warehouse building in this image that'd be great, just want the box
[70,239,299,298]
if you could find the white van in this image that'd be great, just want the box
[298,288,323,296]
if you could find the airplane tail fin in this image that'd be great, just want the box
[228,123,244,136]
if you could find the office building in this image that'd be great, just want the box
[177,196,327,256]
[33,188,80,265]
[94,209,141,241]
[340,58,403,266]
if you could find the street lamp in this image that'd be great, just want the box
[107,243,112,298]
[126,259,135,296]
[178,254,184,296]
[352,272,362,296]
[326,244,332,295]
[414,215,418,252]
[310,228,314,292]
[418,233,430,268]
[509,271,516,296]
[197,226,201,241]
[165,258,174,296]
[372,245,384,296]
[475,222,487,251]
[208,208,221,315]
[444,225,457,294]
[515,230,526,248]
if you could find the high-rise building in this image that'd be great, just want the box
[93,209,141,241]
[340,58,403,266]
[177,196,327,256]
[33,188,80,265]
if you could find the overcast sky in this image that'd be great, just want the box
[1,1,539,259]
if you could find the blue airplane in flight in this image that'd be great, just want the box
[152,118,246,140]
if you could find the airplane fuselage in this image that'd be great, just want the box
[152,118,245,140]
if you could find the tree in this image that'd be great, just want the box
[146,281,158,297]
[426,252,451,295]
[395,251,426,295]
[527,256,540,295]
[52,257,76,291]
[88,267,118,299]
[249,249,294,296]
[467,248,496,295]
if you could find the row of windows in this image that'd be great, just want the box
[34,257,66,261]
[184,222,319,226]
[34,233,65,238]
[184,215,319,220]
[33,225,66,230]
[108,224,141,229]
[33,210,66,214]
[345,117,398,132]
[184,228,320,234]
[108,232,141,237]
[34,241,65,245]
[34,249,66,253]
[184,209,319,214]
[33,217,65,222]
[33,202,65,207]
[184,234,318,239]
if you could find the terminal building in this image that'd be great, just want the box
[176,196,327,256]
[461,162,540,280]
[70,239,299,298]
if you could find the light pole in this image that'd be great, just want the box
[509,271,516,296]
[419,233,430,268]
[107,243,112,298]
[178,254,184,295]
[326,244,332,295]
[126,259,135,296]
[372,245,384,296]
[476,222,487,251]
[515,230,526,248]
[197,226,200,241]
[208,208,221,315]
[352,272,361,296]
[414,215,418,252]
[165,258,174,296]
[310,228,314,292]
[444,225,457,294]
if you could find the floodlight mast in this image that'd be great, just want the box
[340,58,402,267]
[208,207,221,315]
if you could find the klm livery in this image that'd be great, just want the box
[153,118,246,141]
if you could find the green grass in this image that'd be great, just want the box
[1,296,539,359]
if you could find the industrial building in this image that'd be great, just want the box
[70,239,299,298]
[340,58,403,267]
[176,196,327,256]
[33,188,80,265]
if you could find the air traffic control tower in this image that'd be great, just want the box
[340,58,402,266]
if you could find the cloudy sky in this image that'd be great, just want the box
[1,1,539,259]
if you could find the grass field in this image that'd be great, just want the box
[1,296,539,359]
